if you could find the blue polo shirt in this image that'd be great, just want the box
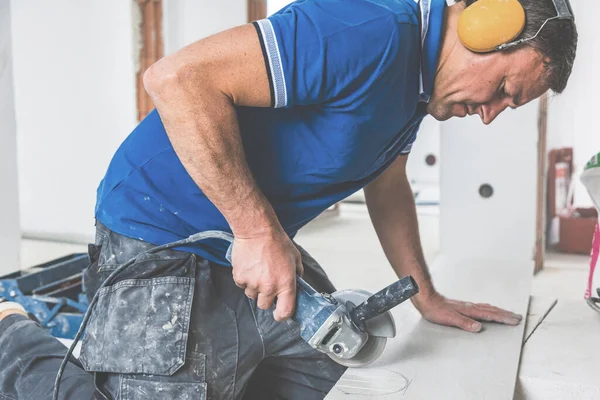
[94,0,445,265]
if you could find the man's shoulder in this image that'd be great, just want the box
[276,0,420,56]
[261,0,422,108]
[359,0,420,17]
[277,0,419,28]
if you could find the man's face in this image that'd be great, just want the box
[427,48,549,124]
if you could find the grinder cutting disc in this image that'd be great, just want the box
[329,289,396,367]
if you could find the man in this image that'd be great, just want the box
[0,0,577,399]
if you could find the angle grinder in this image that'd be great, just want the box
[292,275,418,367]
[227,235,419,367]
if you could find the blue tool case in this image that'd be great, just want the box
[0,253,90,339]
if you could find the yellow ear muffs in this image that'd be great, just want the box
[458,0,526,53]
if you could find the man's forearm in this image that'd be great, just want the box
[143,25,279,237]
[364,157,436,303]
[366,156,523,331]
[145,75,276,236]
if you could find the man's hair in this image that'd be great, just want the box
[458,0,578,93]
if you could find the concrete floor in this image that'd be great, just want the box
[19,204,588,301]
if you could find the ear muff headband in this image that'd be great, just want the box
[458,0,574,53]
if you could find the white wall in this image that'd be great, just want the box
[0,2,21,273]
[163,0,247,55]
[407,115,441,185]
[9,0,251,243]
[546,0,600,207]
[267,0,293,16]
[11,0,138,243]
[440,101,539,262]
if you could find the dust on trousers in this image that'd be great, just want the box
[0,222,346,400]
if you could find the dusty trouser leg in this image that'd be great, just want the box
[242,243,347,400]
[81,223,266,400]
[241,334,347,400]
[0,314,95,400]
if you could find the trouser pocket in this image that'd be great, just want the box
[79,253,197,377]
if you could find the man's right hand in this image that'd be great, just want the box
[231,230,304,322]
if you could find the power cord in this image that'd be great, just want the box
[53,230,234,400]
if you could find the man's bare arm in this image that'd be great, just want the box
[364,156,436,302]
[144,24,273,237]
[143,24,302,321]
[365,155,522,332]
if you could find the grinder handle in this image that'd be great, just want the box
[350,276,419,325]
[292,276,332,325]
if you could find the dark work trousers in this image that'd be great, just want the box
[0,222,346,399]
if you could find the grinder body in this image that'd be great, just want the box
[293,278,368,360]
[292,276,419,366]
[224,238,418,366]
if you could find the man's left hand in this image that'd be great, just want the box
[414,292,523,333]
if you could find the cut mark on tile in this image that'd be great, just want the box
[335,368,411,396]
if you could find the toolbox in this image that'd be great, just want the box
[0,253,90,339]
